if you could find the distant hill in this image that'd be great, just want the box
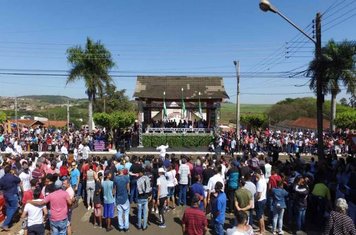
[18,95,74,104]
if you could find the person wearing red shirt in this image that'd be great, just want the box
[182,195,208,235]
[267,167,282,227]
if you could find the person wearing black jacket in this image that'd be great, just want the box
[293,176,309,232]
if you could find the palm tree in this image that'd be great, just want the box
[307,40,356,131]
[66,38,115,132]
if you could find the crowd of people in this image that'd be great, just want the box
[0,141,355,235]
[216,128,354,156]
[0,125,111,155]
[147,119,209,129]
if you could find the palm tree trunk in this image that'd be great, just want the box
[330,91,337,132]
[88,98,93,132]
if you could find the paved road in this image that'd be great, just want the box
[70,201,302,235]
[7,200,313,235]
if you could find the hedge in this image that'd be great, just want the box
[142,134,214,147]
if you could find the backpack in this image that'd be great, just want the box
[139,176,152,199]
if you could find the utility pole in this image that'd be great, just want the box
[67,100,70,131]
[15,97,19,137]
[233,60,240,152]
[315,13,324,159]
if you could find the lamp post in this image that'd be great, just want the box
[233,60,240,153]
[259,0,324,158]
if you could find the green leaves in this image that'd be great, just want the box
[93,111,136,130]
[0,111,6,124]
[335,110,356,129]
[142,134,213,147]
[66,37,115,100]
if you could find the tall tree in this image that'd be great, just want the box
[307,40,356,131]
[94,84,133,113]
[66,38,115,131]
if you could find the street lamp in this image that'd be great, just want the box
[259,0,324,158]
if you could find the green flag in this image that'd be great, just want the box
[163,91,167,119]
[181,88,186,118]
[198,95,203,119]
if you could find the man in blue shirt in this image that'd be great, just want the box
[114,165,130,231]
[0,165,21,231]
[190,175,205,211]
[70,162,80,195]
[212,181,226,235]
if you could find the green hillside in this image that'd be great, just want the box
[220,102,271,124]
[19,95,73,104]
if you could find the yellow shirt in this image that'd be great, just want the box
[312,183,331,200]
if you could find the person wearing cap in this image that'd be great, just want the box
[182,195,208,235]
[157,167,168,228]
[114,164,130,231]
[136,166,152,230]
[211,181,226,235]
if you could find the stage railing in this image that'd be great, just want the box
[145,127,212,134]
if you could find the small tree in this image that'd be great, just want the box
[241,113,268,131]
[334,110,356,129]
[0,111,6,124]
[93,111,135,149]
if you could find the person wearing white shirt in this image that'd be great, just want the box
[206,165,224,205]
[244,173,257,226]
[178,158,190,206]
[156,144,169,161]
[230,138,237,156]
[82,144,90,160]
[21,188,47,235]
[255,169,267,235]
[264,159,272,184]
[5,145,15,155]
[60,145,68,156]
[19,164,32,192]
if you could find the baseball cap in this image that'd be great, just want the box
[117,165,124,171]
[158,168,165,173]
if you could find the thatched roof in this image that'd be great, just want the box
[133,76,229,100]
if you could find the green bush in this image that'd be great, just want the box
[142,134,213,147]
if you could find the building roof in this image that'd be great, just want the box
[291,117,330,130]
[44,120,67,128]
[272,117,330,130]
[133,76,229,100]
[7,119,67,128]
[8,119,44,127]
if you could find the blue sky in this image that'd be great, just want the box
[0,0,355,104]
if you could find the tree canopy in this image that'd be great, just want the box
[66,37,115,131]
